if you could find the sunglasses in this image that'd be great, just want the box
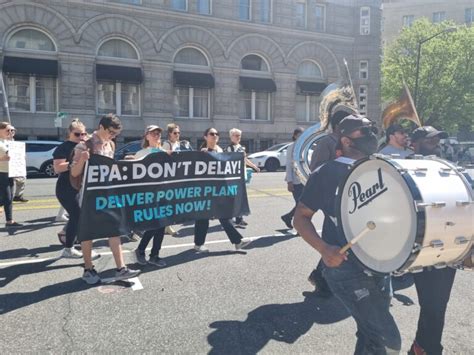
[107,128,120,137]
[172,131,181,135]
[208,132,219,137]
[73,132,87,137]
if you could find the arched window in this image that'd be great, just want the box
[239,54,275,121]
[241,54,268,71]
[7,29,56,51]
[174,48,208,66]
[97,39,138,60]
[96,39,141,116]
[297,61,322,79]
[296,61,325,122]
[4,28,57,113]
[173,48,214,119]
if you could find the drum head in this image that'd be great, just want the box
[337,158,418,273]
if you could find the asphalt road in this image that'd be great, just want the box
[0,173,472,353]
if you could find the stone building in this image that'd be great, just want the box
[0,0,382,151]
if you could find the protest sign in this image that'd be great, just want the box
[7,141,26,178]
[77,151,249,241]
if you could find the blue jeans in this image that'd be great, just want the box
[323,261,401,354]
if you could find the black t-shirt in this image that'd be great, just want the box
[53,140,77,188]
[299,157,355,248]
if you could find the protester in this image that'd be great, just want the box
[226,128,260,228]
[53,118,88,258]
[0,122,22,227]
[378,123,413,158]
[193,127,251,253]
[70,114,139,284]
[133,125,167,267]
[8,126,28,203]
[280,127,304,229]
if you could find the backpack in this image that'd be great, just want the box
[69,139,94,191]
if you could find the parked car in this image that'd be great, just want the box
[248,143,291,172]
[114,140,142,160]
[21,140,62,177]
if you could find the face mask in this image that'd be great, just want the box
[350,133,378,155]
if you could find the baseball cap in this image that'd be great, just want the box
[411,126,448,142]
[385,124,406,140]
[339,115,377,136]
[144,125,162,134]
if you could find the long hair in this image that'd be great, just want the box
[200,127,215,149]
[142,132,162,148]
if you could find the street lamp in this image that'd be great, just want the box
[413,27,457,108]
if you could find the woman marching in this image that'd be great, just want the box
[193,128,251,253]
[53,119,89,258]
[226,128,259,228]
[133,125,168,267]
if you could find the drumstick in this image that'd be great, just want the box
[339,221,376,254]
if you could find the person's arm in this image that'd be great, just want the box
[245,157,260,172]
[54,159,69,174]
[309,140,331,171]
[70,144,89,178]
[294,202,347,267]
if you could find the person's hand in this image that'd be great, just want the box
[80,150,90,162]
[0,155,10,161]
[254,167,260,173]
[201,148,208,152]
[321,244,347,268]
[287,182,294,192]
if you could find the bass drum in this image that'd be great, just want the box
[336,156,473,274]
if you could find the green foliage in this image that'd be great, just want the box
[382,19,474,133]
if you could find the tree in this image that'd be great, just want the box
[382,19,474,135]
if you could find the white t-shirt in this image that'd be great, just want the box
[378,144,413,158]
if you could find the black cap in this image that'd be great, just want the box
[411,126,448,142]
[339,115,376,136]
[385,124,406,140]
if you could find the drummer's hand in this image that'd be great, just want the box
[287,182,294,192]
[321,245,347,268]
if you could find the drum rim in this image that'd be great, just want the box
[335,156,426,274]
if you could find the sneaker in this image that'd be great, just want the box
[281,214,293,229]
[55,215,69,222]
[235,240,252,250]
[115,267,140,281]
[194,245,209,253]
[82,268,101,285]
[60,247,83,259]
[13,196,28,203]
[148,256,166,267]
[239,220,248,226]
[134,249,147,265]
[165,226,179,237]
[127,233,141,242]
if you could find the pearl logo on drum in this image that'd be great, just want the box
[348,168,387,214]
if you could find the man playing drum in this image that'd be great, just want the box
[294,115,401,354]
[409,126,455,355]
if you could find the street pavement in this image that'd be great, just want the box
[0,172,472,353]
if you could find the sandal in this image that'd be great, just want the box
[57,231,66,246]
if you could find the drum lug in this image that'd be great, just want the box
[454,236,470,245]
[456,200,473,206]
[413,154,424,160]
[416,201,446,210]
[439,167,452,175]
[414,167,428,175]
[412,243,422,253]
[433,262,447,269]
[430,240,444,248]
[409,266,424,273]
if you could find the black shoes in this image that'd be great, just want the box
[281,214,293,229]
[13,196,28,203]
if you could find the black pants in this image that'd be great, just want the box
[56,182,80,248]
[0,173,14,221]
[414,267,456,355]
[283,183,304,219]
[137,228,165,257]
[194,219,242,246]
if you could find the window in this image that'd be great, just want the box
[197,0,211,15]
[298,61,322,79]
[295,1,306,28]
[175,47,208,66]
[360,6,371,35]
[432,11,446,23]
[260,0,271,23]
[7,75,57,113]
[359,60,368,80]
[239,0,251,21]
[173,47,212,119]
[296,61,323,122]
[7,29,56,51]
[358,85,368,115]
[97,81,140,116]
[315,5,326,32]
[172,0,187,11]
[241,55,268,71]
[98,39,138,59]
[466,8,474,25]
[239,91,270,120]
[403,15,415,28]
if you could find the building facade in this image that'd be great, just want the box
[383,0,474,45]
[0,0,382,151]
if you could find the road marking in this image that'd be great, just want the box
[129,277,143,291]
[0,231,301,268]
